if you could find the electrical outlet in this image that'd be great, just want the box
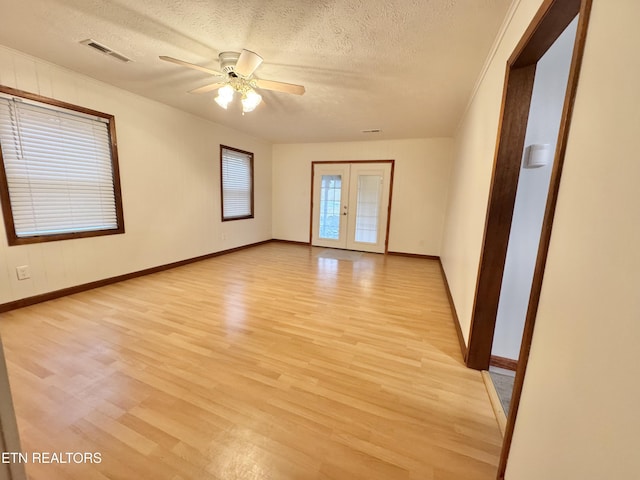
[16,265,30,280]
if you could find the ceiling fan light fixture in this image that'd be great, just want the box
[214,96,230,109]
[214,84,234,109]
[241,88,262,113]
[160,49,304,114]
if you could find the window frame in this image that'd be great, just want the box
[220,144,254,222]
[0,85,125,246]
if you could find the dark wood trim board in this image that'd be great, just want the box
[438,258,468,360]
[387,251,439,260]
[490,355,518,372]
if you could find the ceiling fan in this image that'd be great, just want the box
[159,49,305,113]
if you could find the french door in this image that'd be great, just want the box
[311,162,392,253]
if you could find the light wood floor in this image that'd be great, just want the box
[0,243,501,480]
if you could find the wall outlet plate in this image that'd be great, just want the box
[16,265,30,280]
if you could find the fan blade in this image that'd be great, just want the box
[189,82,227,94]
[255,78,305,95]
[159,56,224,76]
[234,49,263,77]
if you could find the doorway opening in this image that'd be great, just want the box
[486,13,580,427]
[461,0,592,478]
[310,160,394,254]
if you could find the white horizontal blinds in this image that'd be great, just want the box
[0,96,117,237]
[221,147,252,219]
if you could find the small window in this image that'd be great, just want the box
[0,86,124,245]
[220,145,254,221]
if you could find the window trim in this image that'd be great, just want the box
[220,144,254,222]
[0,85,125,246]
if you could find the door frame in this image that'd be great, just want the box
[0,339,28,480]
[461,0,592,478]
[310,160,395,253]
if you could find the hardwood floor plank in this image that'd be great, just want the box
[0,243,501,479]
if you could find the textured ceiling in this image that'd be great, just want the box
[0,0,512,143]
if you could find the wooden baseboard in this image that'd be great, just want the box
[0,240,273,314]
[482,371,507,436]
[271,239,311,246]
[387,251,440,260]
[437,258,467,360]
[490,355,518,371]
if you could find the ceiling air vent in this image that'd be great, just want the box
[361,129,381,134]
[80,39,132,63]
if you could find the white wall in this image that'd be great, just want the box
[442,0,640,478]
[0,46,272,304]
[272,138,453,256]
[492,18,576,361]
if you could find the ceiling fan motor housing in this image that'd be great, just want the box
[218,51,240,75]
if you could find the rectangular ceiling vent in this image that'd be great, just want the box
[80,39,132,63]
[361,129,382,134]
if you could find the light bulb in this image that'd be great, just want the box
[218,84,234,100]
[214,96,230,109]
[214,84,234,109]
[241,89,262,113]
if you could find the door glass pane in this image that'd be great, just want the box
[319,175,342,240]
[354,174,381,243]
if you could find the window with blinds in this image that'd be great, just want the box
[220,145,254,221]
[0,87,124,245]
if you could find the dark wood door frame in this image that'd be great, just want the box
[460,0,592,478]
